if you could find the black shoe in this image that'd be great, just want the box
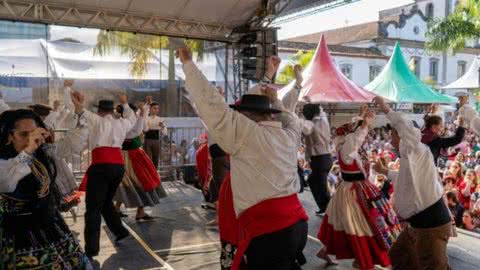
[115,232,130,243]
[315,210,325,216]
[135,214,156,221]
[118,211,128,218]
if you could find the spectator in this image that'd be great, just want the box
[446,191,464,227]
[449,161,464,186]
[458,169,478,210]
[461,211,480,232]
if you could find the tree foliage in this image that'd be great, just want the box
[94,31,203,79]
[426,0,480,53]
[277,50,314,84]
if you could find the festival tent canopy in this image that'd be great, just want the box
[443,56,480,89]
[364,42,456,104]
[279,35,375,103]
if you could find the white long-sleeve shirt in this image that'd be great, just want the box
[386,111,444,219]
[0,151,33,193]
[337,125,369,176]
[303,108,332,158]
[183,61,302,217]
[77,103,136,149]
[126,115,145,139]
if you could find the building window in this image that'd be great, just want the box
[369,65,382,82]
[340,64,353,80]
[457,61,467,78]
[411,57,421,77]
[429,58,439,81]
[426,3,434,19]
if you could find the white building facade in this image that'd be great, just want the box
[276,0,479,102]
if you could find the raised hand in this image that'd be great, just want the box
[261,85,278,103]
[373,158,388,175]
[363,111,375,128]
[24,128,48,154]
[294,64,303,86]
[176,47,193,64]
[145,96,153,105]
[265,56,281,81]
[139,102,146,117]
[359,104,368,117]
[70,91,84,106]
[373,96,390,114]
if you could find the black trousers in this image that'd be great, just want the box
[308,154,333,212]
[85,164,129,257]
[208,144,228,203]
[245,220,308,270]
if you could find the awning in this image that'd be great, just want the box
[365,42,456,104]
[0,0,289,42]
[279,35,375,103]
[443,56,480,89]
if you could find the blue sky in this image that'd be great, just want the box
[276,0,414,40]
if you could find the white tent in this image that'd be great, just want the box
[443,56,480,89]
[0,39,218,80]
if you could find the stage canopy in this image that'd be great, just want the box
[0,0,290,42]
[279,35,375,103]
[365,42,456,104]
[443,56,480,90]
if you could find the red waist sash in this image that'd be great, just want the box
[218,175,308,270]
[78,147,124,191]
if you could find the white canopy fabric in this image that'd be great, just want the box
[0,0,287,42]
[0,39,218,80]
[443,57,480,89]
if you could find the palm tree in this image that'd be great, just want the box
[277,50,313,84]
[426,0,480,53]
[94,30,204,116]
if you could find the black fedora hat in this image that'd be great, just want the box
[94,100,114,111]
[229,94,281,114]
[28,104,53,117]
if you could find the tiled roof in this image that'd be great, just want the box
[278,40,388,59]
[285,21,380,45]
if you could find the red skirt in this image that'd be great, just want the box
[317,181,395,270]
[128,148,161,192]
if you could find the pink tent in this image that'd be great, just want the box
[280,35,375,103]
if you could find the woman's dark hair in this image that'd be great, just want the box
[0,109,56,177]
[425,115,442,129]
[302,104,320,121]
[115,103,138,118]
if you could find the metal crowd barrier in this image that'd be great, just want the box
[54,127,205,181]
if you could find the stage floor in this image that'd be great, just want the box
[65,181,480,270]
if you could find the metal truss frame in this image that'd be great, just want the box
[0,0,233,42]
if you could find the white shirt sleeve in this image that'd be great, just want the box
[386,110,422,153]
[183,61,255,155]
[119,103,137,132]
[78,109,102,129]
[281,84,301,113]
[44,111,60,129]
[339,126,368,165]
[314,110,331,141]
[0,152,33,193]
[302,120,314,135]
[128,116,145,138]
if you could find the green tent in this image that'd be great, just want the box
[365,42,456,104]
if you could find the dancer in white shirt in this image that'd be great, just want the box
[374,96,452,270]
[178,47,308,270]
[114,103,166,221]
[71,91,136,259]
[302,104,333,215]
[143,97,167,170]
